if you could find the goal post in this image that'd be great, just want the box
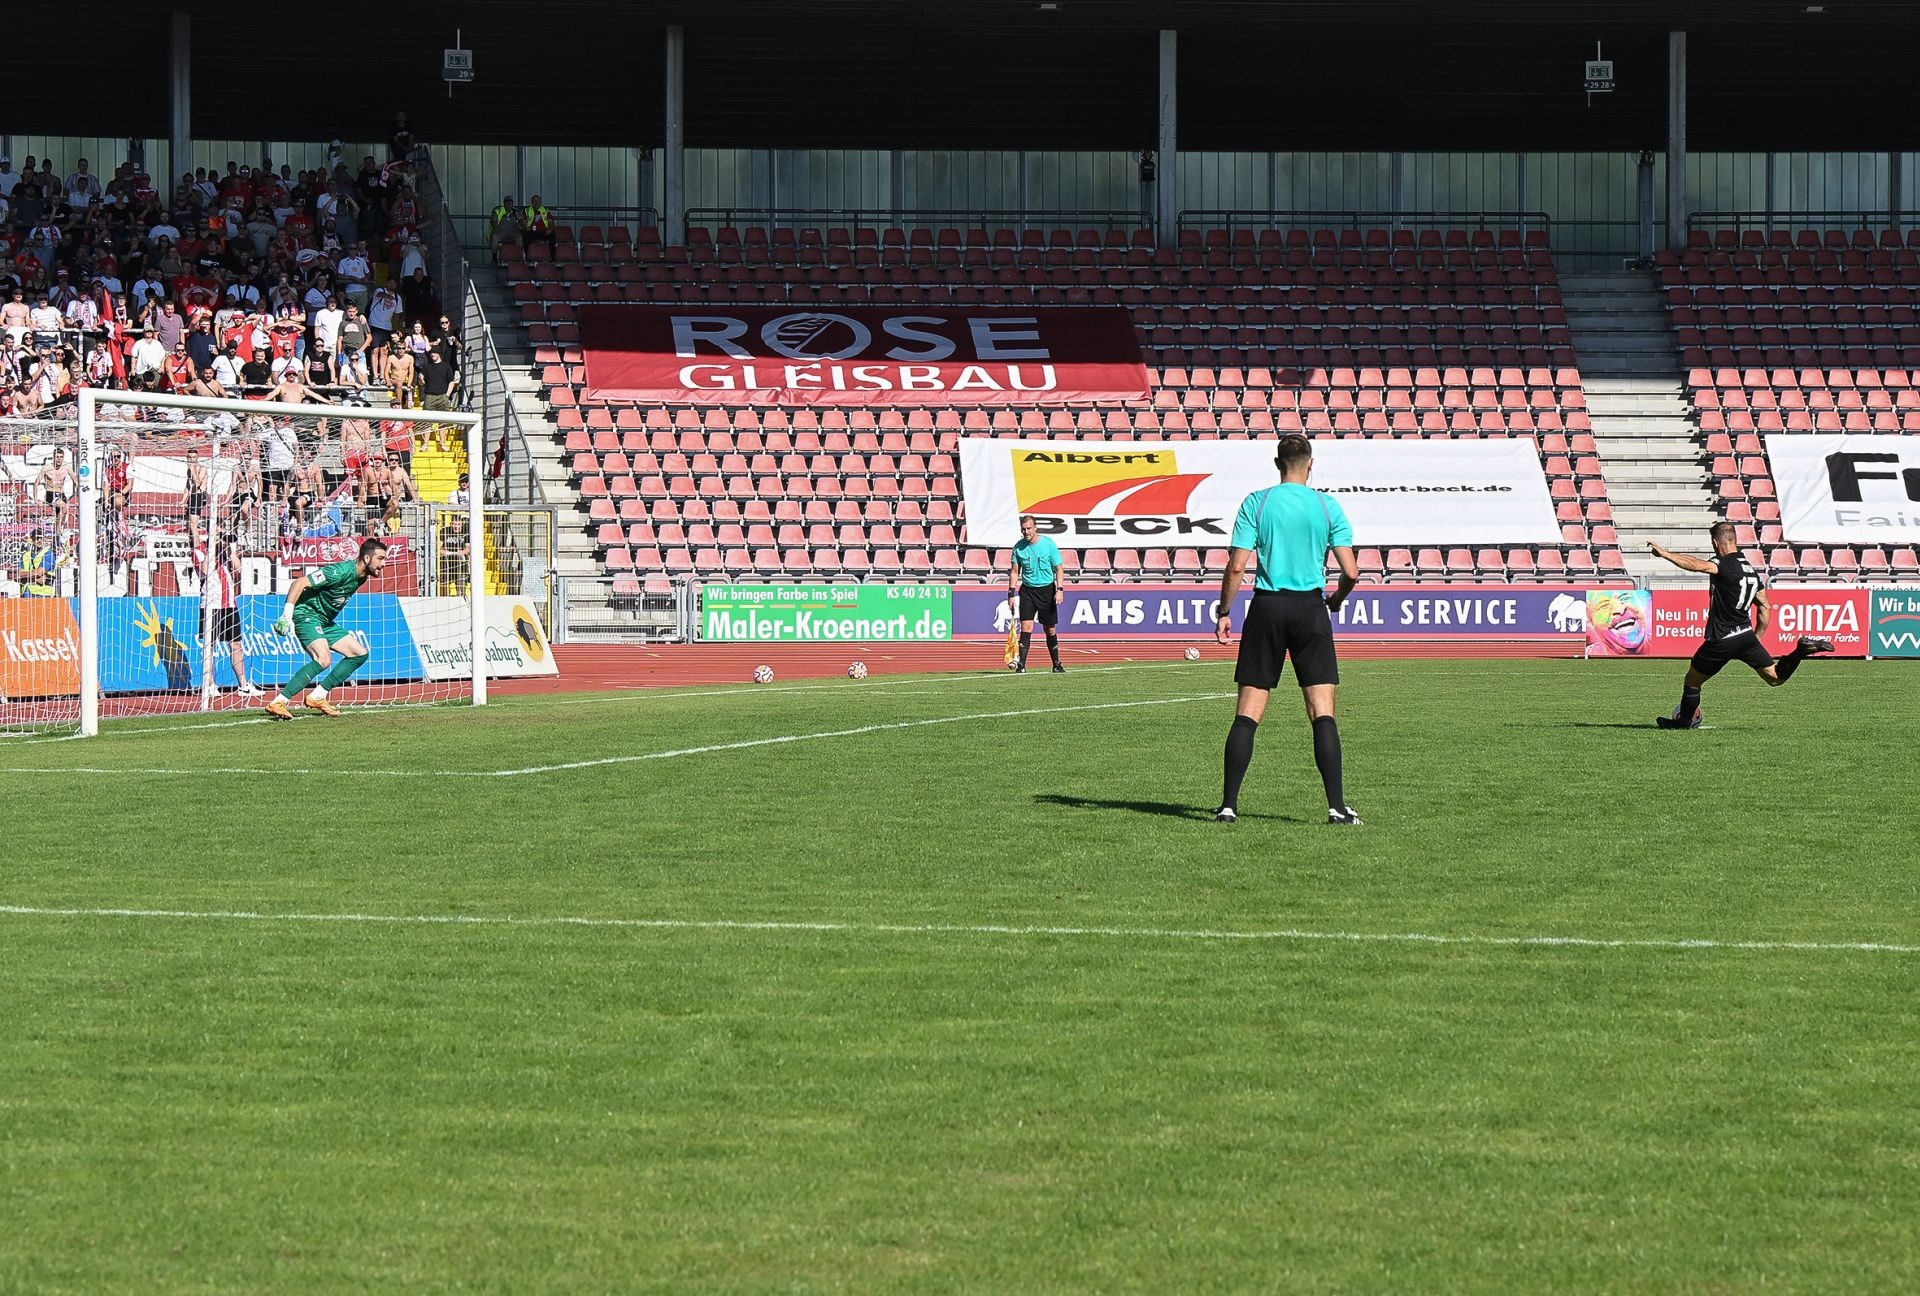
[46,387,490,737]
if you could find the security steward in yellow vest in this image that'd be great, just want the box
[522,196,555,260]
[489,196,521,259]
[20,532,59,596]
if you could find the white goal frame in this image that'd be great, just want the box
[74,387,488,736]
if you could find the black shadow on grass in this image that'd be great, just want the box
[1530,721,1664,731]
[1034,794,1306,824]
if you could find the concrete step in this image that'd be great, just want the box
[1588,440,1702,461]
[1560,272,1658,290]
[1573,333,1679,352]
[1576,357,1684,377]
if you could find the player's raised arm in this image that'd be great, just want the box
[1648,542,1718,574]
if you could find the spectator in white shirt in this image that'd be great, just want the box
[65,158,101,207]
[130,326,167,378]
[312,296,345,356]
[0,157,16,198]
[148,219,182,243]
[63,294,99,330]
[133,271,168,309]
[336,245,371,308]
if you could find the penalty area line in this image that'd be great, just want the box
[0,904,1914,957]
[0,692,1234,779]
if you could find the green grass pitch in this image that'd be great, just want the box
[2,658,1916,1294]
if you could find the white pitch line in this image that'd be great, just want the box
[0,692,1232,779]
[0,904,1913,957]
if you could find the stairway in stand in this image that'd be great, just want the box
[1561,268,1717,588]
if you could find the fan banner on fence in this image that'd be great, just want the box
[1765,434,1920,543]
[1586,588,1870,658]
[701,584,953,642]
[580,306,1148,406]
[958,437,1562,548]
[400,597,559,680]
[948,585,1605,638]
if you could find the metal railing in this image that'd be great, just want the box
[1687,209,1919,237]
[552,575,692,643]
[1177,209,1554,238]
[451,205,661,249]
[683,207,1149,235]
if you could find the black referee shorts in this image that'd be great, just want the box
[1235,589,1339,689]
[1688,630,1774,679]
[1018,582,1059,628]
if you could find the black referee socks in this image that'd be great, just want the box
[1017,631,1031,667]
[1222,715,1259,812]
[1044,628,1060,666]
[1312,715,1345,811]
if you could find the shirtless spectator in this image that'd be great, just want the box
[357,453,417,519]
[340,413,374,475]
[386,333,415,408]
[1,289,30,344]
[35,447,77,527]
[289,447,325,531]
[183,445,210,530]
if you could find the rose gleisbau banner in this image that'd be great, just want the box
[959,437,1563,548]
[582,306,1148,406]
[702,585,953,642]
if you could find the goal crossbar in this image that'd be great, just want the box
[73,388,489,736]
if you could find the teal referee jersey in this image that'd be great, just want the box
[1229,484,1353,592]
[1012,535,1063,586]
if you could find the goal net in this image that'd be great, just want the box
[0,388,490,737]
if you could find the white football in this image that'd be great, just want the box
[752,664,775,684]
[1184,647,1201,661]
[847,661,869,679]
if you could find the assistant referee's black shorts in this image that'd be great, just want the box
[1235,589,1339,689]
[1018,582,1059,628]
[1688,630,1774,679]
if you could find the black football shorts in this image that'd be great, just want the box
[1235,589,1339,689]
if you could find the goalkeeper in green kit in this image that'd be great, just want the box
[264,538,388,720]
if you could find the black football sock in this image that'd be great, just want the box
[1312,715,1345,810]
[1774,644,1807,682]
[1017,631,1031,666]
[1678,685,1703,723]
[1044,629,1060,665]
[1222,715,1258,811]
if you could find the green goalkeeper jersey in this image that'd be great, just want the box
[296,559,366,625]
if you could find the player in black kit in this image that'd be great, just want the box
[1648,523,1834,729]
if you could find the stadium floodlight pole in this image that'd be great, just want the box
[76,388,101,737]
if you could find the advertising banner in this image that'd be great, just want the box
[400,596,560,680]
[950,584,1598,639]
[92,595,424,694]
[581,306,1149,406]
[1765,434,1920,543]
[1868,587,1920,657]
[0,597,81,698]
[701,584,953,642]
[958,437,1562,549]
[280,535,413,566]
[1589,587,1870,658]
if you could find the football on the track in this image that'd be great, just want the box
[1184,647,1201,661]
[847,661,869,679]
[753,665,775,684]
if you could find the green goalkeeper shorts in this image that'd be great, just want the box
[292,614,360,651]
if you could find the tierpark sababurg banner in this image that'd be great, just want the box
[0,596,556,696]
[958,437,1563,549]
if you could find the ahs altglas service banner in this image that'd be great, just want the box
[581,306,1149,406]
[1765,434,1920,543]
[958,438,1562,549]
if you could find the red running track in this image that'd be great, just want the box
[492,637,1580,697]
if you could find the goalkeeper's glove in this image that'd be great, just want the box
[272,610,294,636]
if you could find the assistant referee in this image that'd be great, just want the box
[1212,434,1363,825]
[1007,514,1066,672]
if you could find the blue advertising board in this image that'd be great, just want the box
[951,584,1599,639]
[90,594,424,694]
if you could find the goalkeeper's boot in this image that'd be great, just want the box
[263,698,294,721]
[305,696,344,718]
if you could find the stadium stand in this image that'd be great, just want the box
[508,221,1627,587]
[1661,227,1920,582]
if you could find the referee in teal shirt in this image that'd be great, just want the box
[1007,514,1066,672]
[1213,435,1363,825]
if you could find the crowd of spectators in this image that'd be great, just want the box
[0,124,473,556]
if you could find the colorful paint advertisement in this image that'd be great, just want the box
[1584,589,1653,656]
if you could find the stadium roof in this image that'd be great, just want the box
[41,1,1920,152]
